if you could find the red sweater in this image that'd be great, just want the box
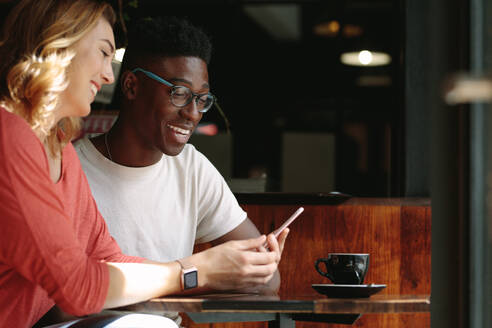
[0,107,143,327]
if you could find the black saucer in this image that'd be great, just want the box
[311,283,386,298]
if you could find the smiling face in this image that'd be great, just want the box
[58,17,115,120]
[126,56,209,156]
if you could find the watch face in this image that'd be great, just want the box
[184,270,198,289]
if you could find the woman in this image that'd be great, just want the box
[0,1,288,327]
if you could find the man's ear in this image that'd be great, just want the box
[121,70,138,99]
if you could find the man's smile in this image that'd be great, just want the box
[167,123,191,135]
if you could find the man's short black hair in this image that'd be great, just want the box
[122,16,212,70]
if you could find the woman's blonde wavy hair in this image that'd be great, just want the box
[0,0,116,155]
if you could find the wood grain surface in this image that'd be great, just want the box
[183,198,431,328]
[314,295,430,313]
[118,294,429,314]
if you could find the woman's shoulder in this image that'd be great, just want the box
[0,106,31,130]
[0,106,50,178]
[0,106,43,151]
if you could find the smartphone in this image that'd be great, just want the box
[263,207,304,248]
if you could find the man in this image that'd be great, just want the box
[74,16,283,297]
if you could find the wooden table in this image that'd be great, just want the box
[117,293,430,327]
[234,196,431,328]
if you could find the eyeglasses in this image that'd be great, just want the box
[132,68,215,113]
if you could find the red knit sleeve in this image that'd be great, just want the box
[0,109,110,316]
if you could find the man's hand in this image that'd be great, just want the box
[190,231,288,292]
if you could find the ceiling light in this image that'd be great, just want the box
[340,50,391,67]
[313,20,340,37]
[358,50,372,65]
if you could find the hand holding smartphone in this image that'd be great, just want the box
[263,207,304,248]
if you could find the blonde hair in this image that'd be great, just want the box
[0,0,116,155]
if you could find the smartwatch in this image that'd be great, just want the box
[176,259,198,290]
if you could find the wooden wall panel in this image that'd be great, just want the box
[185,198,431,328]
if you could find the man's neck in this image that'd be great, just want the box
[90,120,163,167]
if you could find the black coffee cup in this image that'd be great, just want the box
[315,253,369,285]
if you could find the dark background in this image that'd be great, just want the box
[118,0,405,196]
[0,0,419,197]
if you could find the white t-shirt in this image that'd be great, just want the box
[74,137,247,262]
